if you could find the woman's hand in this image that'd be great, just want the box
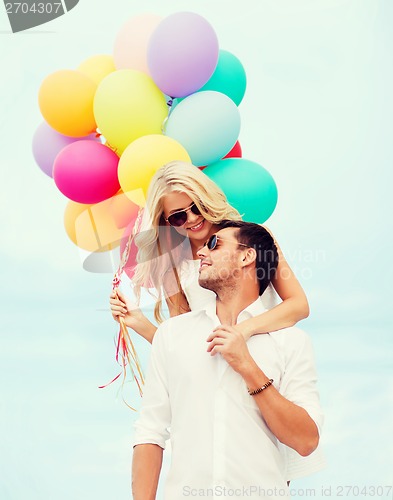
[109,290,157,344]
[207,323,253,345]
[109,290,146,330]
[226,322,253,342]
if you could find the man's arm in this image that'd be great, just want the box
[132,444,163,500]
[240,360,319,456]
[132,323,171,497]
[208,325,321,456]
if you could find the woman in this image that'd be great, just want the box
[109,161,309,344]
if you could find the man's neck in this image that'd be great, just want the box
[215,286,259,325]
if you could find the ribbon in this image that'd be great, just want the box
[99,207,145,410]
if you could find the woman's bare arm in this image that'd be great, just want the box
[235,229,309,339]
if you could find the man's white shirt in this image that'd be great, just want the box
[133,296,324,499]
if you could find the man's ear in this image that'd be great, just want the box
[241,247,257,267]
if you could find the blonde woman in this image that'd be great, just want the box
[109,160,309,344]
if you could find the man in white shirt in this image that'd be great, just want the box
[132,221,323,500]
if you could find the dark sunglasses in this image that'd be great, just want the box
[164,202,201,227]
[202,234,250,251]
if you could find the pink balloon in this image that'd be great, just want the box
[120,215,155,286]
[53,141,120,204]
[32,122,100,178]
[113,13,162,74]
[147,12,219,98]
[119,218,139,281]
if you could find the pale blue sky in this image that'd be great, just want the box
[0,1,392,499]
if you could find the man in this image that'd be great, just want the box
[132,221,323,499]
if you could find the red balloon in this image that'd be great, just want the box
[223,140,242,159]
[198,141,242,171]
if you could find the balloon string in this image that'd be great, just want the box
[99,207,145,410]
[98,371,122,389]
[105,142,119,155]
[166,96,175,123]
[87,206,102,248]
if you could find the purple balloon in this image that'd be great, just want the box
[32,122,100,178]
[147,12,219,98]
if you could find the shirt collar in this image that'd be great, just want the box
[203,294,267,325]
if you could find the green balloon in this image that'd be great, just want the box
[204,158,278,224]
[173,50,247,108]
[198,50,247,105]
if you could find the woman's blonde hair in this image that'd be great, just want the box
[132,161,242,322]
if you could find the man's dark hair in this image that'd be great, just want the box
[218,220,279,296]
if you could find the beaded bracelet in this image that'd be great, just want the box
[248,379,274,396]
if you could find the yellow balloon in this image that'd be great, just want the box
[38,70,97,137]
[94,70,168,155]
[77,55,116,86]
[64,199,124,252]
[118,135,191,206]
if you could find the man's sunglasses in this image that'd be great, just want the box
[164,202,201,227]
[201,233,251,251]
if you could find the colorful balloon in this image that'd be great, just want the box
[77,54,116,86]
[197,50,247,105]
[64,199,124,252]
[94,70,168,156]
[165,91,241,166]
[32,122,100,178]
[147,12,219,97]
[119,214,154,285]
[224,141,242,159]
[38,70,97,137]
[53,141,120,204]
[203,158,278,224]
[198,142,242,171]
[119,218,140,281]
[113,13,162,74]
[118,135,191,206]
[109,190,141,229]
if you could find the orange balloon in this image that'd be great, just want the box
[109,190,141,229]
[64,198,125,252]
[39,70,97,137]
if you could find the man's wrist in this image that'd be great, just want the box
[240,360,270,389]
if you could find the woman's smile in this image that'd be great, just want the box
[186,220,205,232]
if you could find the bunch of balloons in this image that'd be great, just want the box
[33,11,278,276]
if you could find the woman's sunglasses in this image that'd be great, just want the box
[164,202,201,227]
[202,234,251,251]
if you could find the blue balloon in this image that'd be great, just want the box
[203,158,278,224]
[164,91,241,167]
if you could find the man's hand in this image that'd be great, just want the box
[206,325,254,375]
